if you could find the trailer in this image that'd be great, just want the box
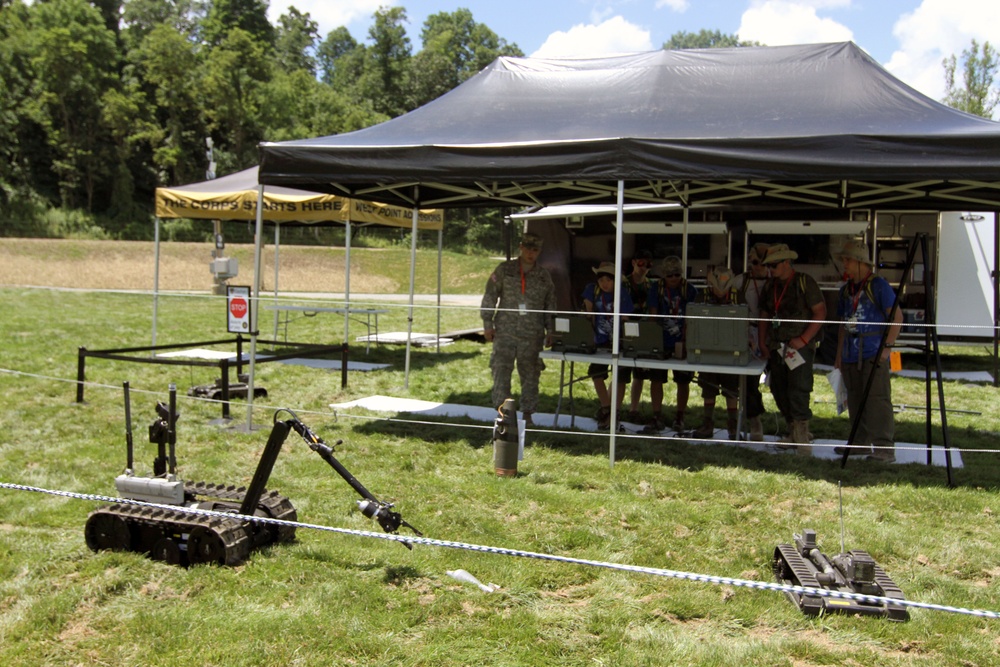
[513,206,997,347]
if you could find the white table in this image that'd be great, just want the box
[539,350,765,438]
[266,305,388,353]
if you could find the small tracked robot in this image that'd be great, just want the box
[773,528,909,621]
[85,382,420,566]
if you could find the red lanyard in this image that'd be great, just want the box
[772,271,794,314]
[519,262,526,295]
[848,274,871,315]
[665,285,681,314]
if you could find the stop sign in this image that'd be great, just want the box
[230,297,248,318]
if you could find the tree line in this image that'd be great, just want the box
[0,1,995,251]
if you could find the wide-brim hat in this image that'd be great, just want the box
[837,239,873,265]
[762,243,798,265]
[592,261,617,277]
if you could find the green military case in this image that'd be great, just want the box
[685,303,751,366]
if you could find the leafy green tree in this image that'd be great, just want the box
[316,25,358,85]
[274,6,318,75]
[120,0,207,51]
[26,0,120,210]
[663,29,759,50]
[356,5,412,118]
[943,39,1000,119]
[202,0,273,48]
[409,8,522,107]
[130,22,208,185]
[201,27,271,170]
[0,0,36,203]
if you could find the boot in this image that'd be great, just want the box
[596,406,611,430]
[693,404,715,439]
[777,419,812,451]
[748,416,764,442]
[726,409,739,441]
[671,410,686,433]
[791,420,813,455]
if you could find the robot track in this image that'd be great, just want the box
[84,482,297,567]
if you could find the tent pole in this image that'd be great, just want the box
[272,223,280,346]
[681,198,690,277]
[152,217,161,352]
[404,187,419,389]
[245,185,265,430]
[344,221,352,343]
[437,226,443,353]
[609,180,626,468]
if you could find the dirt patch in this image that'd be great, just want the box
[0,238,397,293]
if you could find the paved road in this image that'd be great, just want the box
[279,291,481,306]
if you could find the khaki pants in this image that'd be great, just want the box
[842,357,894,447]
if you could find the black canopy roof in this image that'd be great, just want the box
[258,42,1000,212]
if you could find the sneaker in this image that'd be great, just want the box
[626,409,643,424]
[834,445,866,456]
[748,416,764,441]
[596,406,611,430]
[671,419,685,433]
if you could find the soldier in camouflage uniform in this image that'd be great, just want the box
[481,233,556,426]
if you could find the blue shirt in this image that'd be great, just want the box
[582,283,634,346]
[837,275,897,363]
[658,281,699,347]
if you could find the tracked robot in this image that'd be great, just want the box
[773,528,908,621]
[85,382,420,566]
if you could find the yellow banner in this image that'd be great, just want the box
[155,188,443,230]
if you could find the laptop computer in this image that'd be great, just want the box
[551,314,596,353]
[622,320,665,359]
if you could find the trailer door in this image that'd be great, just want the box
[936,212,995,338]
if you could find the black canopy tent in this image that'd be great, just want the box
[258,42,1000,462]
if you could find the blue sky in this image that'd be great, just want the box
[272,0,1000,105]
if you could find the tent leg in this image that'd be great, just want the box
[152,218,161,352]
[245,185,265,431]
[404,188,419,389]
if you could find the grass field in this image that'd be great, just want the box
[1,240,999,666]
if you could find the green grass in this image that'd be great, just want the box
[2,284,1000,666]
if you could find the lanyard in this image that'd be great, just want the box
[772,271,795,315]
[664,285,681,314]
[599,289,611,311]
[848,274,871,315]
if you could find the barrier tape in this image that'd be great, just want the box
[1,481,997,620]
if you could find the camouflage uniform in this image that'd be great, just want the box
[481,258,556,412]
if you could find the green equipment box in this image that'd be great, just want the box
[685,303,750,366]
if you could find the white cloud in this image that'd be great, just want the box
[267,0,385,38]
[655,0,690,11]
[737,1,853,46]
[885,0,1000,102]
[531,16,654,58]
